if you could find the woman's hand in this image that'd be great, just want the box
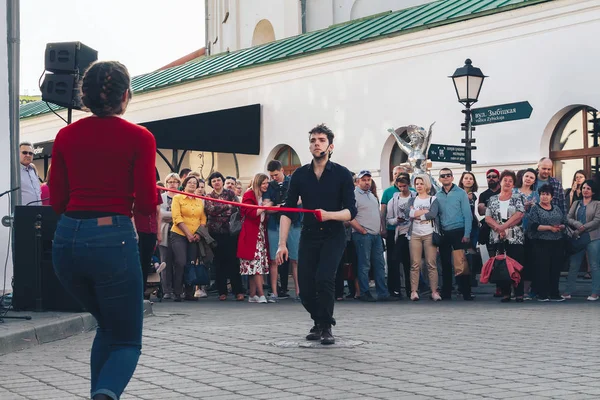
[578,225,586,234]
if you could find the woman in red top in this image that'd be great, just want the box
[238,173,270,303]
[49,61,157,400]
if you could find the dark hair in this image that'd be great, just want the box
[398,172,410,182]
[197,178,205,184]
[500,169,517,186]
[81,61,132,117]
[182,175,200,189]
[308,123,334,145]
[440,167,453,174]
[582,179,598,196]
[537,183,554,196]
[572,170,586,185]
[267,160,283,172]
[459,171,478,192]
[207,172,225,188]
[225,176,237,182]
[156,182,165,187]
[179,168,192,177]
[396,177,410,186]
[517,168,537,188]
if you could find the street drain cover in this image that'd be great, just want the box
[267,339,366,348]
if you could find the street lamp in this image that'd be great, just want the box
[450,59,487,171]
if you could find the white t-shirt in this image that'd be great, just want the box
[499,199,510,220]
[411,196,434,236]
[394,194,412,236]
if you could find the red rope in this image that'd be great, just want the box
[159,186,322,221]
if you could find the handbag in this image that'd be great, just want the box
[427,198,443,246]
[452,249,469,276]
[489,255,512,285]
[229,209,242,235]
[184,262,210,286]
[567,232,590,255]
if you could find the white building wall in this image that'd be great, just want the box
[20,0,600,194]
[0,0,12,293]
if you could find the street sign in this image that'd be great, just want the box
[471,101,532,126]
[428,144,466,164]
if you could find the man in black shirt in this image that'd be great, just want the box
[276,124,357,345]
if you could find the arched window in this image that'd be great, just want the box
[275,145,301,176]
[252,19,276,47]
[550,105,600,185]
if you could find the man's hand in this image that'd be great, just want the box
[157,231,162,243]
[461,236,470,243]
[193,233,200,242]
[359,227,368,235]
[578,225,586,233]
[186,233,195,243]
[317,209,329,221]
[276,244,289,265]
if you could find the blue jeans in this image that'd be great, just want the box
[566,238,600,295]
[52,215,143,400]
[352,233,389,298]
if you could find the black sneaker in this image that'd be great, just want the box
[320,327,335,345]
[173,294,182,303]
[358,293,376,302]
[278,292,290,300]
[306,325,322,341]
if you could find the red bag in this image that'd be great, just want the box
[480,253,523,287]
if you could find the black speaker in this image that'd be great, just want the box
[12,206,84,312]
[40,74,82,109]
[44,42,98,74]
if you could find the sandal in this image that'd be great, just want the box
[219,294,227,301]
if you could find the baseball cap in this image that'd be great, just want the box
[357,170,372,179]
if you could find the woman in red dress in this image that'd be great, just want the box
[238,173,271,303]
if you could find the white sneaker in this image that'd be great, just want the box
[587,295,599,301]
[258,295,268,303]
[194,289,201,298]
[431,292,442,301]
[162,293,172,300]
[248,295,260,303]
[197,289,208,298]
[156,262,166,274]
[268,293,278,303]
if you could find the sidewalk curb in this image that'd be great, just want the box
[0,300,153,356]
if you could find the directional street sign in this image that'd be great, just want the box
[471,101,533,126]
[428,144,466,164]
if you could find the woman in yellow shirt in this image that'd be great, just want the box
[169,175,207,302]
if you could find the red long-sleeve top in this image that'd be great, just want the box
[49,116,157,217]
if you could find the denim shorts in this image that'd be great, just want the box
[268,225,300,261]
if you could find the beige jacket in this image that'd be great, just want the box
[567,199,600,241]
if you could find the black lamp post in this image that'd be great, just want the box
[450,59,487,171]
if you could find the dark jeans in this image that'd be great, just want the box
[490,242,525,297]
[394,234,411,297]
[532,239,564,299]
[386,230,401,295]
[439,228,471,299]
[298,224,347,328]
[169,232,197,296]
[52,215,143,400]
[211,232,243,296]
[137,232,157,293]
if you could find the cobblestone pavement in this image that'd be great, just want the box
[1,287,600,400]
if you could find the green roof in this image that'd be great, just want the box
[20,0,552,120]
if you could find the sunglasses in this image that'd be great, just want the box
[439,173,453,178]
[21,151,34,156]
[486,175,498,179]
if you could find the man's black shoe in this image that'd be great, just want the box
[306,325,322,341]
[278,292,290,299]
[321,327,335,345]
[358,293,376,302]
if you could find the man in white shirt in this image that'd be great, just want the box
[19,142,41,206]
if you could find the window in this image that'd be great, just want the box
[550,105,600,185]
[275,145,301,176]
